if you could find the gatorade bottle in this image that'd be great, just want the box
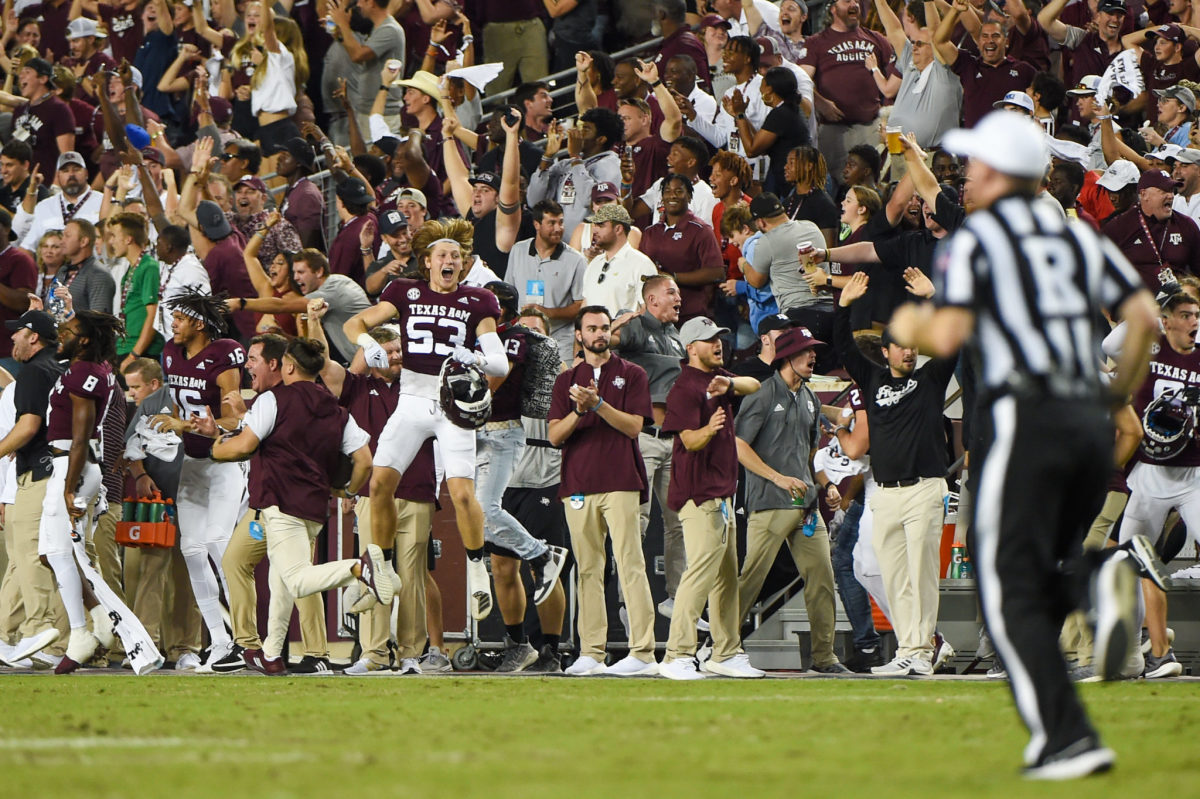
[802,511,816,538]
[950,543,966,579]
[961,556,975,580]
[123,496,138,522]
[135,497,151,522]
[149,492,165,523]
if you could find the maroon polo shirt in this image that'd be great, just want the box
[1102,206,1200,289]
[329,213,378,289]
[550,355,652,500]
[1008,20,1051,72]
[1064,30,1122,86]
[99,3,144,64]
[951,53,1037,128]
[656,27,712,90]
[203,234,258,339]
[639,212,725,322]
[663,365,738,512]
[338,371,436,502]
[800,26,898,125]
[0,246,36,358]
[1140,49,1200,126]
[628,134,672,203]
[281,177,325,247]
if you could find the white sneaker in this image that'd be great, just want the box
[5,628,60,664]
[564,655,607,676]
[31,652,61,670]
[657,597,675,618]
[398,657,422,675]
[1023,743,1115,780]
[343,582,377,614]
[89,605,115,650]
[65,628,100,665]
[660,657,706,680]
[417,646,452,673]
[607,654,658,677]
[344,657,392,676]
[1170,564,1200,580]
[932,633,955,671]
[175,652,202,671]
[871,655,928,676]
[696,637,713,664]
[195,639,236,674]
[1092,553,1137,681]
[0,641,31,669]
[703,653,765,678]
[465,558,493,620]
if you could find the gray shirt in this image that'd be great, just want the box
[56,257,116,314]
[887,42,963,149]
[309,274,372,362]
[348,17,406,116]
[125,385,183,499]
[751,219,828,313]
[615,311,684,404]
[737,372,821,513]
[527,151,622,240]
[509,416,561,489]
[505,239,587,361]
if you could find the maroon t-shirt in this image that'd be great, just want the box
[68,98,99,162]
[0,246,37,358]
[23,0,71,61]
[99,3,144,64]
[800,26,897,125]
[1065,30,1122,86]
[1140,50,1200,126]
[951,53,1037,128]
[46,361,114,442]
[378,278,502,377]
[1102,206,1200,289]
[12,97,75,179]
[656,27,712,90]
[1133,335,1200,467]
[628,134,672,204]
[281,177,325,247]
[639,212,725,322]
[663,365,738,512]
[492,323,528,422]
[1008,19,1051,72]
[550,355,652,500]
[202,234,257,339]
[163,337,246,458]
[329,213,378,288]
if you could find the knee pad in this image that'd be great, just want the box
[180,539,208,563]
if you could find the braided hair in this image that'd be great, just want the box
[169,287,231,339]
[74,311,124,365]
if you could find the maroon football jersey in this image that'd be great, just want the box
[378,278,501,377]
[491,324,529,423]
[1133,335,1200,467]
[163,338,247,458]
[46,362,115,442]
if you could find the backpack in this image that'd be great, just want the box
[518,327,561,419]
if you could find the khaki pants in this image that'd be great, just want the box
[869,477,946,658]
[4,475,67,654]
[638,433,686,598]
[666,498,740,662]
[1,505,24,643]
[564,491,655,660]
[818,119,880,190]
[739,507,838,667]
[355,497,432,664]
[482,17,549,93]
[260,506,355,659]
[224,509,329,657]
[1061,490,1128,663]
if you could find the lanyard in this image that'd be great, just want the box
[60,189,92,225]
[1137,211,1172,268]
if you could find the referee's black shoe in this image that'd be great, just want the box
[1090,553,1139,682]
[1023,737,1115,781]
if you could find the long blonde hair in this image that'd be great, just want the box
[412,219,475,279]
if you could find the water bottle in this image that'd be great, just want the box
[324,15,337,34]
[802,511,816,538]
[48,277,66,322]
[960,555,975,580]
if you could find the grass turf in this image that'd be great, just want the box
[0,676,1197,798]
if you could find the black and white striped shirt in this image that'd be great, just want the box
[933,195,1144,401]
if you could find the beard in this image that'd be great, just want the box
[583,337,609,354]
[59,337,81,362]
[349,7,374,34]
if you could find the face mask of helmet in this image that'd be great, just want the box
[439,360,492,429]
[1141,387,1199,461]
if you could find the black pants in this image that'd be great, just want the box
[969,395,1111,764]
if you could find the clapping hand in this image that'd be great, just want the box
[839,271,869,307]
[904,266,935,298]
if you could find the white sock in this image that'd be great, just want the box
[46,550,87,628]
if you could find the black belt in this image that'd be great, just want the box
[877,478,920,488]
[641,425,671,439]
[526,438,559,449]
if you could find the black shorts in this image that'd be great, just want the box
[427,537,438,572]
[257,117,302,156]
[486,485,570,563]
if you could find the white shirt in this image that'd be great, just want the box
[14,189,104,253]
[727,0,782,37]
[688,74,769,181]
[462,256,502,288]
[640,177,718,228]
[0,384,17,505]
[252,47,298,116]
[581,242,657,316]
[687,85,719,128]
[156,252,212,341]
[1174,191,1200,224]
[245,388,370,453]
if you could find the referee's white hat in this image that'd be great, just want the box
[941,111,1050,179]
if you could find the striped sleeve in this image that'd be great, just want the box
[933,227,981,309]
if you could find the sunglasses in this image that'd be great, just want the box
[596,261,611,284]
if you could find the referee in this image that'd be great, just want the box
[889,111,1162,780]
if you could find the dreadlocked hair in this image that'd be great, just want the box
[75,311,124,366]
[169,287,231,338]
[411,218,474,264]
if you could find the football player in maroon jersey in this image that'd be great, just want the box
[344,219,510,620]
[151,291,249,672]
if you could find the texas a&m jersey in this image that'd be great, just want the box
[163,338,246,457]
[378,278,501,376]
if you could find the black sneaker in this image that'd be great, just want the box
[1023,738,1114,781]
[843,646,884,673]
[526,644,562,674]
[211,643,247,673]
[809,662,852,675]
[531,546,568,606]
[495,636,538,673]
[290,655,335,675]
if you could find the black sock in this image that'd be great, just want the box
[381,548,394,562]
[542,633,560,652]
[466,546,485,562]
[506,623,526,644]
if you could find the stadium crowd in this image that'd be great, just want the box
[0,0,1192,717]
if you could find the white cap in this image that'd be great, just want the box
[1147,143,1184,162]
[993,91,1034,114]
[941,111,1050,179]
[1175,148,1200,165]
[128,66,143,90]
[66,18,105,39]
[1096,159,1140,190]
[1066,75,1102,96]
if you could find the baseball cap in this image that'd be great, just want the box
[395,187,427,209]
[586,203,633,226]
[195,200,232,240]
[1138,168,1181,192]
[5,310,58,342]
[993,91,1034,114]
[1066,75,1101,96]
[1175,148,1200,165]
[378,209,409,236]
[56,151,86,171]
[698,14,733,30]
[1147,23,1186,43]
[591,181,620,202]
[757,312,795,337]
[1095,159,1141,190]
[1147,143,1184,162]
[771,326,824,364]
[941,110,1049,180]
[469,172,500,191]
[336,178,374,206]
[140,146,165,166]
[23,57,53,78]
[66,17,105,39]
[749,192,785,220]
[755,36,780,62]
[679,316,729,347]
[124,124,151,150]
[1097,0,1126,13]
[207,96,232,126]
[279,136,315,170]
[1155,84,1197,112]
[235,176,269,194]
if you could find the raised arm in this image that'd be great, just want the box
[874,0,909,54]
[638,60,682,142]
[933,0,968,64]
[243,211,281,298]
[441,118,474,215]
[1037,0,1071,44]
[262,2,280,52]
[574,51,599,113]
[307,298,348,397]
[495,113,523,254]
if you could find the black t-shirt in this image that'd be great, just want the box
[833,305,954,482]
[477,138,545,182]
[785,188,839,232]
[761,103,810,195]
[731,354,775,383]
[468,209,534,280]
[0,176,49,214]
[12,348,66,480]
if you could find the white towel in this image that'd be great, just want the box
[125,416,182,463]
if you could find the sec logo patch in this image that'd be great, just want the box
[408,288,421,300]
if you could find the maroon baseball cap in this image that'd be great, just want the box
[772,326,825,364]
[1148,23,1186,44]
[698,13,732,30]
[591,181,620,202]
[756,36,781,61]
[140,146,165,166]
[1138,168,1182,192]
[235,176,269,194]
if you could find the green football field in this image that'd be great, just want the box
[1,675,1197,798]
